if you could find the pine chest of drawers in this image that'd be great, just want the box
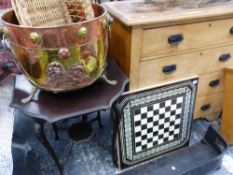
[104,0,233,120]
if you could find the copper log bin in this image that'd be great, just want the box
[1,4,111,92]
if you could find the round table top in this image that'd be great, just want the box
[11,59,129,123]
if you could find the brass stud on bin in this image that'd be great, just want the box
[29,32,42,45]
[78,27,88,39]
[58,48,70,60]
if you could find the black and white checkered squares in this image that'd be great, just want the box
[134,96,183,153]
[115,77,198,167]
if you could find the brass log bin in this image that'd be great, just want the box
[1,4,111,93]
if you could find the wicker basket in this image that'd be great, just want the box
[11,0,95,26]
[65,0,95,22]
[11,0,72,26]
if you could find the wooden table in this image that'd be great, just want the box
[10,59,129,175]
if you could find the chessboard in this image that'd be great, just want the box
[114,77,198,168]
[133,96,183,153]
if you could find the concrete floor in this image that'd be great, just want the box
[12,109,233,175]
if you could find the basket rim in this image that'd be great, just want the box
[1,3,107,29]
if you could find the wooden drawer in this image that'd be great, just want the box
[139,45,233,88]
[194,93,223,119]
[142,18,233,59]
[197,72,224,98]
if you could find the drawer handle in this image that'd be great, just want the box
[219,53,231,62]
[230,27,233,34]
[168,34,184,45]
[209,79,220,87]
[163,64,177,74]
[201,104,211,111]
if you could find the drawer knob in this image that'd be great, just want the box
[201,104,211,111]
[163,64,177,74]
[168,34,184,45]
[219,53,231,62]
[230,27,233,34]
[209,79,220,87]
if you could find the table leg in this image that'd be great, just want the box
[34,120,64,175]
[82,115,88,122]
[111,108,117,165]
[111,107,122,169]
[52,123,59,140]
[88,111,103,128]
[97,111,103,128]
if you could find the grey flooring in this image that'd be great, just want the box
[12,110,233,175]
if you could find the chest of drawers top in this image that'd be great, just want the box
[104,0,233,27]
